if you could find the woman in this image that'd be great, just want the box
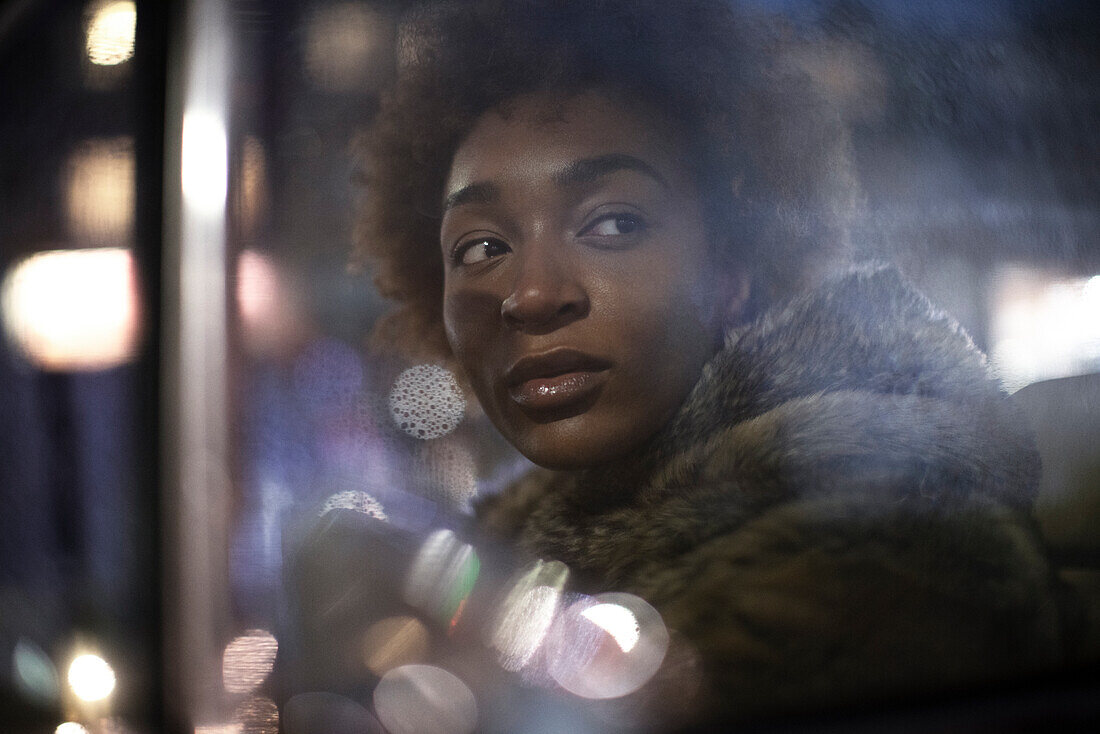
[351,0,1065,724]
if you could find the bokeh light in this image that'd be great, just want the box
[65,137,134,244]
[304,3,384,91]
[222,629,278,694]
[389,364,466,439]
[548,593,669,700]
[85,1,136,66]
[236,250,306,358]
[404,529,480,626]
[12,638,59,704]
[67,653,116,702]
[490,560,568,672]
[362,616,430,676]
[0,247,141,371]
[56,723,90,734]
[373,664,477,734]
[233,696,279,734]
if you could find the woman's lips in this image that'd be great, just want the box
[508,369,608,410]
[504,349,612,412]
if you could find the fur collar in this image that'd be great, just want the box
[475,264,1041,589]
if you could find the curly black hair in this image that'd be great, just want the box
[356,0,859,359]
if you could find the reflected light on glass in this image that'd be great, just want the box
[56,723,90,734]
[222,630,278,694]
[194,726,242,734]
[304,3,382,91]
[233,696,279,734]
[389,364,466,439]
[67,653,116,702]
[404,529,480,626]
[373,664,477,734]
[989,265,1100,391]
[549,592,669,700]
[13,638,60,704]
[85,1,136,66]
[181,111,228,215]
[1,248,141,371]
[362,616,430,676]
[490,560,568,672]
[65,137,134,244]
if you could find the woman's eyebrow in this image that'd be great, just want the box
[554,153,669,190]
[442,181,499,213]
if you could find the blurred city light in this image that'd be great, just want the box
[65,137,134,244]
[373,664,477,734]
[221,630,278,694]
[236,249,307,358]
[989,265,1100,391]
[85,1,136,66]
[56,723,90,734]
[13,638,60,704]
[181,111,228,215]
[304,3,384,91]
[67,652,116,702]
[1,247,141,371]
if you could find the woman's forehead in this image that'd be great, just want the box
[444,91,688,199]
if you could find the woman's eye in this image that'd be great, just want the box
[582,214,645,237]
[455,237,510,266]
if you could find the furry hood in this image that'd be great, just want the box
[476,264,1041,587]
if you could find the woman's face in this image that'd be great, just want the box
[441,91,735,469]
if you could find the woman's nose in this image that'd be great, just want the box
[500,250,589,333]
